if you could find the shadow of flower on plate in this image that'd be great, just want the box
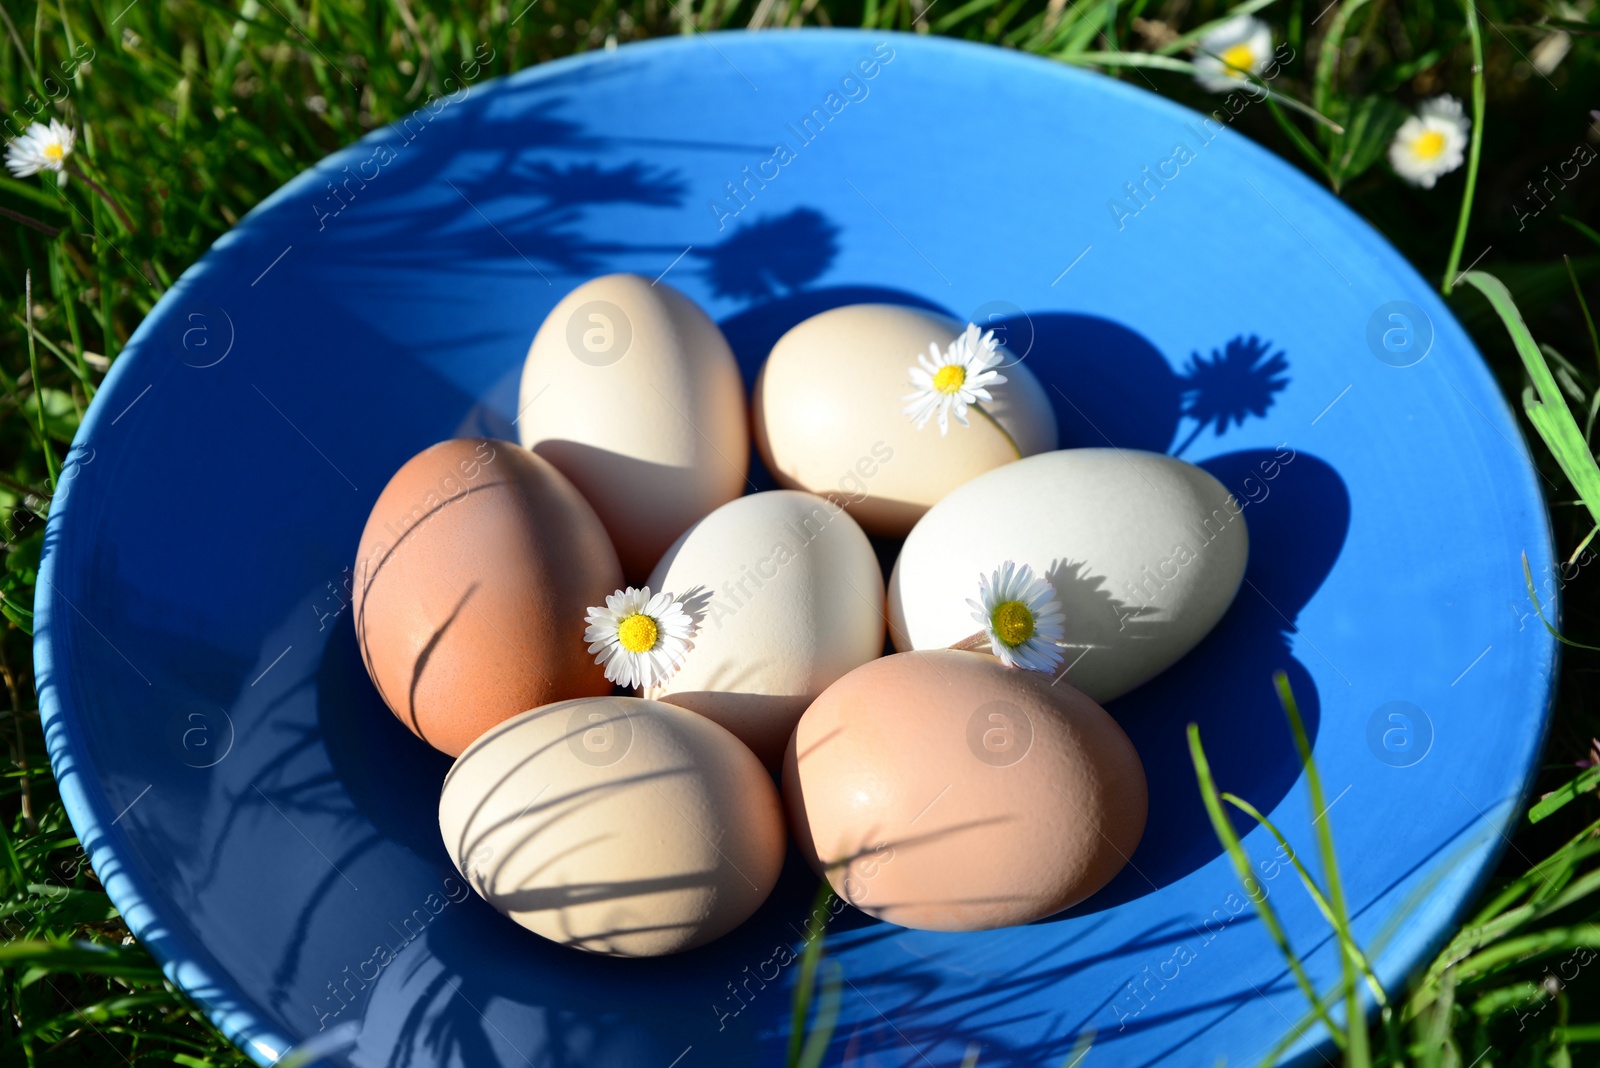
[1173,335,1290,457]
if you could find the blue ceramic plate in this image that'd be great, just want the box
[37,29,1557,1068]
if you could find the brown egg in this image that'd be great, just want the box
[783,650,1147,931]
[353,439,623,756]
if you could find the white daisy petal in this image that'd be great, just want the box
[582,585,698,690]
[4,119,75,178]
[1193,15,1274,95]
[1388,94,1470,189]
[971,561,1065,674]
[901,322,1013,437]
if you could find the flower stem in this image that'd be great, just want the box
[948,631,992,652]
[973,403,1023,460]
[1172,418,1206,458]
[66,163,136,234]
[1440,0,1484,296]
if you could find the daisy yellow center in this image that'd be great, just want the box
[617,613,658,653]
[991,600,1035,647]
[1412,130,1446,160]
[1220,43,1255,73]
[43,142,63,161]
[933,364,966,395]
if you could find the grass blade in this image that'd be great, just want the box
[1564,215,1600,251]
[0,940,165,983]
[793,960,843,1068]
[1312,0,1374,129]
[1056,50,1198,72]
[1465,272,1600,531]
[1567,254,1600,387]
[1263,96,1334,181]
[21,272,59,488]
[1221,790,1387,1006]
[1154,0,1279,56]
[1529,767,1600,824]
[787,880,834,1068]
[1187,721,1346,1047]
[1274,672,1370,1066]
[1451,924,1600,982]
[1063,50,1343,133]
[1440,0,1485,294]
[1521,551,1600,653]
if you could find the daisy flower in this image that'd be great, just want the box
[1388,96,1470,190]
[966,562,1066,673]
[1193,15,1274,95]
[902,323,1008,435]
[5,118,75,179]
[584,586,698,690]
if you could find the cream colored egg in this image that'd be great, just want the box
[645,490,886,767]
[889,449,1247,702]
[439,697,786,957]
[519,274,748,578]
[753,304,1057,537]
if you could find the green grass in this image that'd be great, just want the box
[3,0,1599,1064]
[1185,661,1600,1067]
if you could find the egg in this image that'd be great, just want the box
[889,448,1247,703]
[353,439,622,757]
[439,696,786,956]
[518,274,748,578]
[752,304,1057,538]
[645,490,886,767]
[784,650,1145,931]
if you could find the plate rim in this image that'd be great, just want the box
[33,26,1560,1067]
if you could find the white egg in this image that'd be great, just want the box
[888,449,1248,702]
[753,304,1057,538]
[646,490,886,767]
[519,274,748,578]
[438,697,786,957]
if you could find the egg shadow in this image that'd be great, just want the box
[988,312,1183,455]
[346,822,896,1066]
[1058,446,1350,916]
[320,614,455,862]
[530,439,739,579]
